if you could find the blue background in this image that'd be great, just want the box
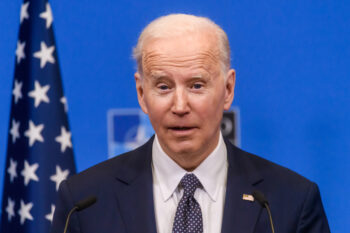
[0,0,349,232]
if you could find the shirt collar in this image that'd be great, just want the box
[152,133,228,202]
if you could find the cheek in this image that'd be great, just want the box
[144,93,171,120]
[190,91,225,123]
[194,88,225,110]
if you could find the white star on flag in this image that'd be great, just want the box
[12,79,23,104]
[7,158,18,183]
[45,204,55,222]
[18,200,34,225]
[10,119,20,144]
[5,198,15,222]
[60,96,68,112]
[40,3,53,29]
[21,160,39,186]
[33,41,55,68]
[28,80,50,108]
[16,40,26,64]
[24,120,44,147]
[55,126,72,153]
[50,165,69,191]
[20,2,30,24]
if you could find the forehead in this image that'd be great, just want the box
[141,31,221,75]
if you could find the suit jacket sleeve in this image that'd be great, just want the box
[51,180,81,233]
[296,182,330,233]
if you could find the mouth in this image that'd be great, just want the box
[167,126,197,136]
[169,126,194,130]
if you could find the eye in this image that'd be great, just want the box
[157,84,169,90]
[192,83,203,89]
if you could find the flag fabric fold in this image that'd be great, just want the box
[1,0,76,232]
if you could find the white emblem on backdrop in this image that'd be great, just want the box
[107,109,154,158]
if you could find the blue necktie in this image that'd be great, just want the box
[172,173,203,233]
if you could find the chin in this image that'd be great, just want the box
[167,141,201,155]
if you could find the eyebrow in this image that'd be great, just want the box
[148,71,209,81]
[149,73,169,80]
[191,75,203,79]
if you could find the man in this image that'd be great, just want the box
[51,14,330,233]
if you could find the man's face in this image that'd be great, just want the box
[135,31,235,168]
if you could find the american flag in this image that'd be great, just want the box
[0,0,76,232]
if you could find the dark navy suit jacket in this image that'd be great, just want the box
[51,137,330,233]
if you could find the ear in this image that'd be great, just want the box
[134,72,149,114]
[223,69,236,111]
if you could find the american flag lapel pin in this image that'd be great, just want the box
[242,194,254,202]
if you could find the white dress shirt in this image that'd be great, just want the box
[152,133,228,233]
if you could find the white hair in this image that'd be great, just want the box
[132,14,231,75]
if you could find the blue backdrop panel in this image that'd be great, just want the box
[0,0,349,232]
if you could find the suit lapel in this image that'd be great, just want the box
[221,141,264,233]
[112,138,157,233]
[109,138,264,233]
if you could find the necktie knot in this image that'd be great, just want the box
[180,173,201,198]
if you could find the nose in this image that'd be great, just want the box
[171,88,190,116]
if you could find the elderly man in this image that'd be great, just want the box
[51,14,330,233]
